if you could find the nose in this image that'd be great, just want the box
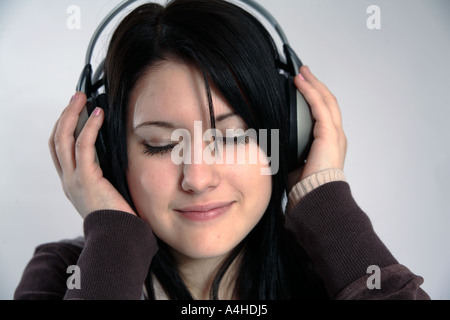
[181,161,220,194]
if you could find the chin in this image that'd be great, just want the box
[170,235,243,261]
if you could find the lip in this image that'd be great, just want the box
[175,201,234,222]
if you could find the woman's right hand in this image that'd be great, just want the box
[49,92,136,219]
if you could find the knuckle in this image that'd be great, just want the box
[53,132,61,145]
[75,138,87,152]
[326,92,338,105]
[53,134,64,152]
[48,135,54,149]
[332,125,346,142]
[53,130,69,148]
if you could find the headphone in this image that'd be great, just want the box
[74,0,313,175]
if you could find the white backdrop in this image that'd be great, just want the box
[1,0,449,299]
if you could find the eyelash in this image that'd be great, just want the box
[142,136,250,156]
[143,143,176,156]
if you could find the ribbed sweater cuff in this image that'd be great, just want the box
[64,210,157,300]
[287,169,346,212]
[286,181,398,298]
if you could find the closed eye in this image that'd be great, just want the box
[142,135,250,156]
[143,143,176,156]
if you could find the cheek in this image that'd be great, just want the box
[226,146,273,221]
[126,156,176,223]
[238,168,272,208]
[243,145,273,223]
[236,142,273,195]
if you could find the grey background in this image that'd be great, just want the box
[1,0,449,299]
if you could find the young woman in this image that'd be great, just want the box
[15,0,429,300]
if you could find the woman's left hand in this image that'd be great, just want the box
[287,65,347,191]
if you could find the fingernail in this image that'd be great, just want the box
[71,92,79,102]
[93,107,101,116]
[298,73,305,81]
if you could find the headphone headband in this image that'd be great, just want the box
[76,0,313,172]
[84,0,300,67]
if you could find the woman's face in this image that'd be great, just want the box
[126,60,272,260]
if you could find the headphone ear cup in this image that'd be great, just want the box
[294,83,314,165]
[287,76,314,171]
[286,76,299,171]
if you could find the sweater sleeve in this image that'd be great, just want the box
[14,210,158,300]
[14,238,84,300]
[64,210,158,300]
[285,181,430,300]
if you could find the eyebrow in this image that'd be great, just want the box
[215,112,237,123]
[134,121,176,130]
[134,112,237,130]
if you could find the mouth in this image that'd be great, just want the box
[175,201,234,222]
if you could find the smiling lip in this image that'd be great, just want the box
[175,202,234,222]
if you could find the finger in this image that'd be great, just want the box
[300,66,343,128]
[294,72,333,126]
[49,103,75,181]
[75,107,104,170]
[53,92,87,174]
[49,116,63,176]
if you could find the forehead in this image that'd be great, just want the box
[128,60,231,126]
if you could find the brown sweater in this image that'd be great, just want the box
[14,181,430,300]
